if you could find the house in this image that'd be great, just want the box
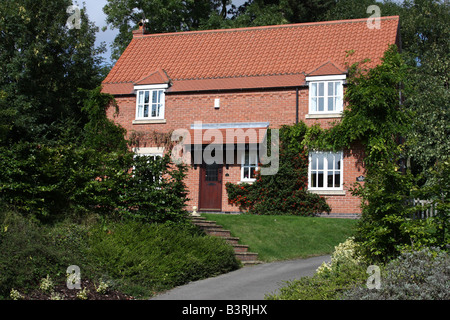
[102,16,401,217]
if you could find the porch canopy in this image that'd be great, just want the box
[187,122,269,147]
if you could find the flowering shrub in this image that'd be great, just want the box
[226,123,331,216]
[39,275,54,293]
[10,288,23,300]
[267,237,367,300]
[316,237,364,276]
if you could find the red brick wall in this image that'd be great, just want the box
[107,87,364,216]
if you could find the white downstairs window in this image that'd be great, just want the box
[309,151,343,190]
[241,150,258,182]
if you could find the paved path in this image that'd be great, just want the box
[151,255,330,300]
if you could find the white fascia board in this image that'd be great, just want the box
[305,74,347,82]
[134,84,169,91]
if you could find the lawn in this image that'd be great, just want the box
[202,214,358,262]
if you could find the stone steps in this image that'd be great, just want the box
[189,216,261,266]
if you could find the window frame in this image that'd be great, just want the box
[135,89,165,120]
[308,80,344,114]
[240,150,258,182]
[308,151,343,191]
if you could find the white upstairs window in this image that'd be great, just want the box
[136,89,165,120]
[309,81,343,114]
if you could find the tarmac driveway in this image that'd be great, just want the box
[151,255,331,300]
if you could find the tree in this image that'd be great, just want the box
[0,0,106,146]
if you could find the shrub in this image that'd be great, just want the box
[226,123,331,216]
[266,237,367,300]
[344,247,450,300]
[0,211,69,298]
[86,220,240,297]
[118,154,189,224]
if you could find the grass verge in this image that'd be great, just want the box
[202,214,357,262]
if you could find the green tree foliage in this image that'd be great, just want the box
[226,123,331,216]
[119,154,189,224]
[0,0,106,145]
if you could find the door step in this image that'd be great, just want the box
[189,216,261,266]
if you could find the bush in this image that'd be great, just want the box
[0,211,71,298]
[226,123,331,216]
[118,154,189,224]
[344,247,450,300]
[266,237,367,300]
[86,220,240,297]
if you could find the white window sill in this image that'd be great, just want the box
[132,119,167,124]
[238,180,255,184]
[308,189,346,196]
[305,113,343,119]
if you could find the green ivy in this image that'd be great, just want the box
[226,123,331,216]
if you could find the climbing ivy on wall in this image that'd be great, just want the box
[226,122,331,217]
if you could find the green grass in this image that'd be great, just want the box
[203,214,358,262]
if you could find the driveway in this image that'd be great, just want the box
[151,255,331,300]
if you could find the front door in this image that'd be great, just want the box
[199,162,223,211]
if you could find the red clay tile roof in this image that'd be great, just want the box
[102,16,400,95]
[135,68,170,85]
[306,61,347,77]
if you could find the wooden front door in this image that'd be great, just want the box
[199,162,223,211]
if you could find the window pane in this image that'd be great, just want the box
[144,91,149,104]
[311,153,317,170]
[152,105,156,117]
[318,172,324,188]
[311,172,317,188]
[336,82,342,96]
[335,154,342,170]
[328,82,334,96]
[311,97,317,112]
[250,152,258,165]
[138,91,144,104]
[152,91,158,104]
[327,154,334,170]
[318,82,324,96]
[250,167,256,179]
[334,173,340,188]
[318,97,324,111]
[143,105,148,118]
[157,90,163,103]
[311,83,317,97]
[318,155,324,170]
[327,172,334,188]
[328,97,334,111]
[243,167,249,179]
[137,104,143,118]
